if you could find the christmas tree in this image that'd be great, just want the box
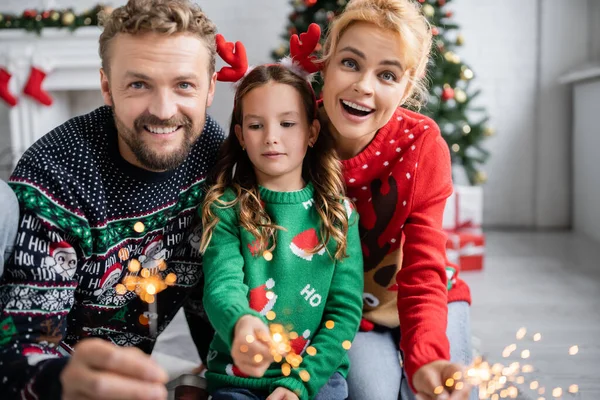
[272,0,493,185]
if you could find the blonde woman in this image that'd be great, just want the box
[318,1,476,399]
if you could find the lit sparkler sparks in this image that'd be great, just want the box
[460,328,583,399]
[118,222,177,337]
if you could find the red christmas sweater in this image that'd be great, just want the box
[339,107,471,383]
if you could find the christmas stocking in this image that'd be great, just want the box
[0,66,18,107]
[23,62,53,106]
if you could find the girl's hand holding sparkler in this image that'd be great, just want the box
[231,315,274,377]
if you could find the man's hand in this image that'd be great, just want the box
[413,360,472,400]
[267,387,300,400]
[231,315,273,377]
[61,338,169,400]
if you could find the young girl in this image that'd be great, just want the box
[317,1,476,399]
[199,37,364,400]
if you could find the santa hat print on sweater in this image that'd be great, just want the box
[44,241,77,279]
[225,363,249,378]
[249,278,277,316]
[93,263,123,296]
[290,329,311,355]
[343,198,354,219]
[138,235,163,263]
[289,229,325,261]
[49,241,75,256]
[23,345,58,366]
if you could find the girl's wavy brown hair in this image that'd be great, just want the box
[200,65,350,260]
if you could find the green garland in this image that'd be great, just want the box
[0,4,107,34]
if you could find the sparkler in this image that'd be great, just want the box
[118,222,177,337]
[237,318,353,383]
[458,327,584,399]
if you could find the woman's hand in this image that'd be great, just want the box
[231,314,274,377]
[413,360,472,400]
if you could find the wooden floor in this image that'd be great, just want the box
[153,231,600,399]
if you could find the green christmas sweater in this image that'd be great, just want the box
[202,183,364,400]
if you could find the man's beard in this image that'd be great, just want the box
[113,107,205,171]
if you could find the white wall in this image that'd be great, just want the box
[450,0,539,227]
[0,0,593,228]
[448,0,590,228]
[590,0,600,61]
[535,0,590,229]
[573,79,600,244]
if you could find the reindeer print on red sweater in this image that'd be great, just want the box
[354,175,404,327]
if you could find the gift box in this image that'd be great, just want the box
[443,185,483,231]
[446,231,485,271]
[444,185,485,271]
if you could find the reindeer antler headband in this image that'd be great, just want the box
[215,24,323,116]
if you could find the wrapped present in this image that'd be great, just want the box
[446,231,485,271]
[443,185,483,231]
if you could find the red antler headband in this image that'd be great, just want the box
[215,23,322,84]
[215,34,248,82]
[287,22,322,75]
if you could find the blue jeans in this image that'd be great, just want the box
[0,180,19,277]
[211,372,347,400]
[346,301,478,400]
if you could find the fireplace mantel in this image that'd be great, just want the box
[0,27,103,167]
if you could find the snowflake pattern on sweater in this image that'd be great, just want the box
[0,106,224,398]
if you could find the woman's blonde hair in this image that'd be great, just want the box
[98,0,217,76]
[200,65,350,260]
[322,0,432,109]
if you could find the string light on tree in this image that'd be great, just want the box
[455,88,467,103]
[460,68,474,80]
[422,4,435,17]
[444,51,456,62]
